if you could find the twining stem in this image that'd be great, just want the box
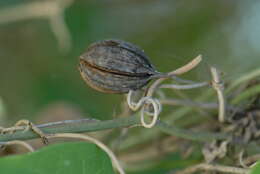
[0,115,229,142]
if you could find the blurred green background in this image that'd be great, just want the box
[0,0,259,124]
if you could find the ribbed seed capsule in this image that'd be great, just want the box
[79,39,161,93]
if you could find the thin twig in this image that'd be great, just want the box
[146,55,202,97]
[210,66,226,122]
[170,76,197,84]
[160,82,209,90]
[172,163,250,174]
[160,98,219,109]
[0,140,34,152]
[160,98,239,111]
[14,120,49,144]
[167,55,202,76]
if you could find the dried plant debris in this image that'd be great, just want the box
[202,140,229,163]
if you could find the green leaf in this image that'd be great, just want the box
[250,161,260,174]
[0,142,115,174]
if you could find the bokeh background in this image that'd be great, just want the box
[0,0,259,124]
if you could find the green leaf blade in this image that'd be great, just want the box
[0,142,115,174]
[250,161,260,174]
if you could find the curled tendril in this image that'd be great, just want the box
[140,98,161,128]
[126,56,204,128]
[127,90,162,128]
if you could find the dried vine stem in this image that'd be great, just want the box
[239,150,249,168]
[210,67,226,122]
[0,140,34,152]
[160,98,218,109]
[1,120,49,144]
[160,81,209,90]
[146,55,202,97]
[173,163,250,174]
[160,98,239,112]
[47,133,125,174]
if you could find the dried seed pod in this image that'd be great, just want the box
[79,39,161,93]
